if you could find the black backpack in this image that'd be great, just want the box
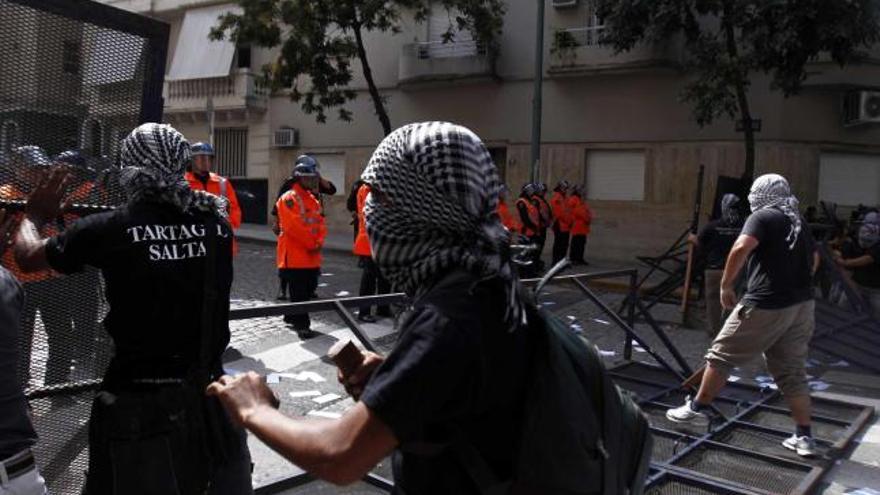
[454,302,653,495]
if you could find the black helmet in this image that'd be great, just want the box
[54,150,87,168]
[191,142,215,157]
[554,180,570,192]
[12,145,51,168]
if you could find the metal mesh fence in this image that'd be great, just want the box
[0,0,167,492]
[673,445,809,494]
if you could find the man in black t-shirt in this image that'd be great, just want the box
[835,222,880,314]
[691,193,744,335]
[12,124,253,494]
[668,174,820,458]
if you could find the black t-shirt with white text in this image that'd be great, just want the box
[45,201,233,384]
[740,208,815,309]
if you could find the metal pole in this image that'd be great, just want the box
[529,0,545,184]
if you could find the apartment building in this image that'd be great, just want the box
[99,0,880,260]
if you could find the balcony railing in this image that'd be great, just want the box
[164,70,268,113]
[563,25,607,47]
[399,40,495,84]
[549,26,681,74]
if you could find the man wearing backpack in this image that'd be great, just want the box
[667,174,820,458]
[207,122,651,494]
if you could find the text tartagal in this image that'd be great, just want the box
[126,223,229,261]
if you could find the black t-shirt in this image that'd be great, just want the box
[740,209,815,309]
[697,219,743,269]
[852,244,880,289]
[45,201,233,384]
[361,271,528,495]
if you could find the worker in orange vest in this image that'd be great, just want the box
[496,185,520,233]
[1,146,70,386]
[532,183,553,271]
[186,142,242,253]
[568,185,593,265]
[550,180,572,265]
[276,160,327,338]
[352,183,391,323]
[516,183,542,275]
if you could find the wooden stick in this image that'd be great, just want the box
[680,242,696,313]
[681,364,706,390]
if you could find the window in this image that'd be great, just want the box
[819,153,880,207]
[63,41,81,74]
[236,46,251,70]
[585,150,645,201]
[424,3,477,58]
[215,128,248,178]
[309,153,346,192]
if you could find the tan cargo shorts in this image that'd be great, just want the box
[705,299,815,397]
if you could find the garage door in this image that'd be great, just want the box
[819,153,880,207]
[311,153,347,193]
[585,150,646,201]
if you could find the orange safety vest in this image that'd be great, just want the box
[0,184,60,283]
[276,183,326,269]
[185,172,242,229]
[568,195,593,236]
[550,191,572,232]
[516,197,540,237]
[353,184,372,257]
[497,200,520,233]
[533,195,553,230]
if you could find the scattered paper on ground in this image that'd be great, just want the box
[313,393,342,405]
[599,350,616,357]
[289,390,322,398]
[307,410,342,419]
[829,360,850,367]
[266,374,281,384]
[727,375,741,383]
[290,371,325,383]
[335,291,350,297]
[592,318,611,326]
[318,283,328,287]
[809,380,831,392]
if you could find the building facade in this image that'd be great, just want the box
[100,0,880,260]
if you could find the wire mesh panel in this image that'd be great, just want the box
[673,445,811,494]
[0,0,167,492]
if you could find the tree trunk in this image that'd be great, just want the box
[722,3,755,185]
[353,22,392,136]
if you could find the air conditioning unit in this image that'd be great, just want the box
[273,128,300,148]
[552,0,578,8]
[843,91,880,127]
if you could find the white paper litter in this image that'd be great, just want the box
[599,350,616,357]
[727,375,741,383]
[847,488,880,495]
[808,380,830,392]
[266,374,281,384]
[318,283,328,287]
[323,273,334,277]
[567,315,577,321]
[755,375,773,383]
[335,291,350,297]
[829,360,850,367]
[541,301,556,306]
[289,390,322,398]
[759,383,779,391]
[307,410,342,419]
[289,371,325,383]
[312,393,342,405]
[591,318,611,326]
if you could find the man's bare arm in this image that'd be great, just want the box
[207,372,397,486]
[12,168,68,272]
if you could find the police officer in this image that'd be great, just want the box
[568,185,592,265]
[550,180,572,265]
[496,185,520,233]
[12,124,253,494]
[272,155,335,300]
[516,183,541,276]
[276,159,327,338]
[352,182,391,322]
[186,143,242,251]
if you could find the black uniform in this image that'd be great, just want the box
[45,200,252,495]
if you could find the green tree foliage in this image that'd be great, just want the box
[211,0,505,136]
[598,0,880,180]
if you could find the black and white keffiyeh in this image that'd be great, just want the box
[720,193,742,226]
[361,122,523,326]
[748,174,801,250]
[118,123,228,218]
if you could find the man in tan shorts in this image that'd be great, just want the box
[667,174,820,457]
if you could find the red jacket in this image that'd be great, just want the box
[185,172,242,229]
[550,191,572,232]
[276,183,326,269]
[497,200,520,233]
[353,184,372,257]
[568,195,592,236]
[516,197,540,237]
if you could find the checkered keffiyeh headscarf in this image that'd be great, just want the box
[118,123,228,218]
[748,174,801,250]
[362,122,523,325]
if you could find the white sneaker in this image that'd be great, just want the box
[666,397,709,426]
[782,435,817,457]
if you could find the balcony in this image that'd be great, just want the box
[548,26,682,75]
[163,69,267,121]
[398,40,496,86]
